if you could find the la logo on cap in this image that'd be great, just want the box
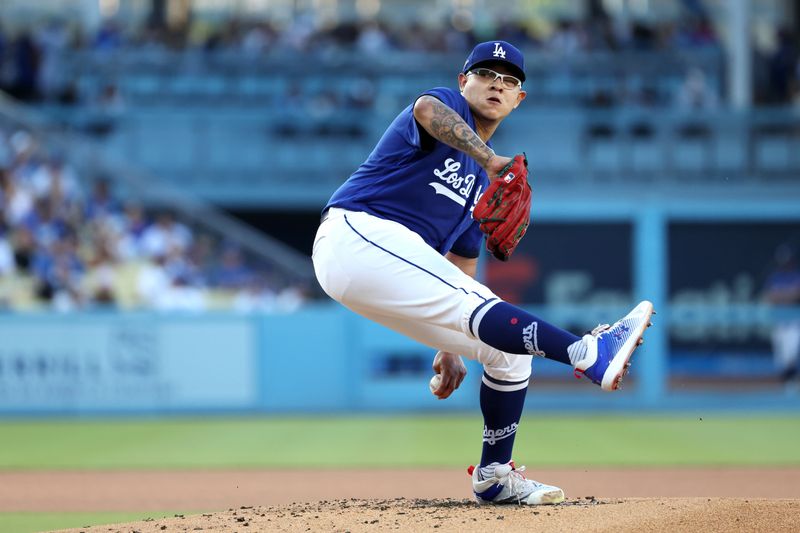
[492,42,506,58]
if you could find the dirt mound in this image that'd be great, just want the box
[56,497,800,533]
[6,467,800,513]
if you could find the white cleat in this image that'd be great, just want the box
[469,462,565,506]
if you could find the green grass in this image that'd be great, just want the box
[0,511,193,533]
[1,415,798,531]
[1,415,799,469]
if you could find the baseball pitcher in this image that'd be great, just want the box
[312,41,654,505]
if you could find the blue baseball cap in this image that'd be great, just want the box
[462,40,526,83]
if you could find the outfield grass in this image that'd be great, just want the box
[2,415,798,531]
[1,414,799,469]
[0,511,194,533]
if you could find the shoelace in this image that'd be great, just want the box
[574,323,612,380]
[590,323,611,336]
[504,464,530,505]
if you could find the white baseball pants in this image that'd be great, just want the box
[312,208,532,387]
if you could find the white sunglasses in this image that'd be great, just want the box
[467,67,522,89]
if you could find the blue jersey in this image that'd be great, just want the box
[325,87,488,258]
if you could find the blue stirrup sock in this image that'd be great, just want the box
[479,378,527,468]
[471,301,580,366]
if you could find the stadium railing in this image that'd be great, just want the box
[37,104,800,207]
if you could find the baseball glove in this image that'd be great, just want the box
[472,153,531,262]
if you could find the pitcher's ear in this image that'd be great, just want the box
[458,72,468,92]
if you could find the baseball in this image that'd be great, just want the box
[429,374,442,395]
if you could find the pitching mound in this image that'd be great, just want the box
[56,497,799,532]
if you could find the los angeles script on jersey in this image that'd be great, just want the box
[428,158,483,208]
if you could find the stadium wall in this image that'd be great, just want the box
[1,302,799,417]
[1,198,798,416]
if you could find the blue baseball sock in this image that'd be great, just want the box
[479,378,527,467]
[472,301,579,366]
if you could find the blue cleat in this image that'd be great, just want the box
[574,300,655,391]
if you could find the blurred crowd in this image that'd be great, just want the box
[0,125,308,312]
[0,7,751,100]
[0,6,798,109]
[0,7,724,57]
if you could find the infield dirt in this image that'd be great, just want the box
[55,497,800,532]
[3,467,798,532]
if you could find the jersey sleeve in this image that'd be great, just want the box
[421,87,469,116]
[449,221,483,259]
[397,104,422,148]
[405,87,469,150]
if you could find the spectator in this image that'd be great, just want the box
[162,246,196,285]
[273,283,309,313]
[241,23,272,56]
[161,274,207,311]
[768,28,799,104]
[278,11,316,52]
[211,245,253,289]
[136,253,171,307]
[30,154,82,205]
[10,225,36,272]
[183,233,213,286]
[584,0,618,51]
[547,19,585,55]
[794,59,800,107]
[140,211,192,258]
[82,81,126,136]
[0,225,15,276]
[32,233,83,309]
[137,253,206,311]
[1,167,34,226]
[630,22,658,50]
[356,21,391,55]
[81,236,118,307]
[35,18,71,101]
[22,197,68,249]
[115,202,148,260]
[762,244,800,392]
[93,20,123,51]
[675,67,719,110]
[9,31,41,101]
[84,177,121,221]
[344,77,377,110]
[0,24,7,92]
[495,19,534,49]
[443,13,474,53]
[233,274,278,313]
[8,130,37,173]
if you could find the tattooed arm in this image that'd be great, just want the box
[413,95,509,178]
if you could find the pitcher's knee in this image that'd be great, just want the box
[482,353,532,392]
[461,293,502,339]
